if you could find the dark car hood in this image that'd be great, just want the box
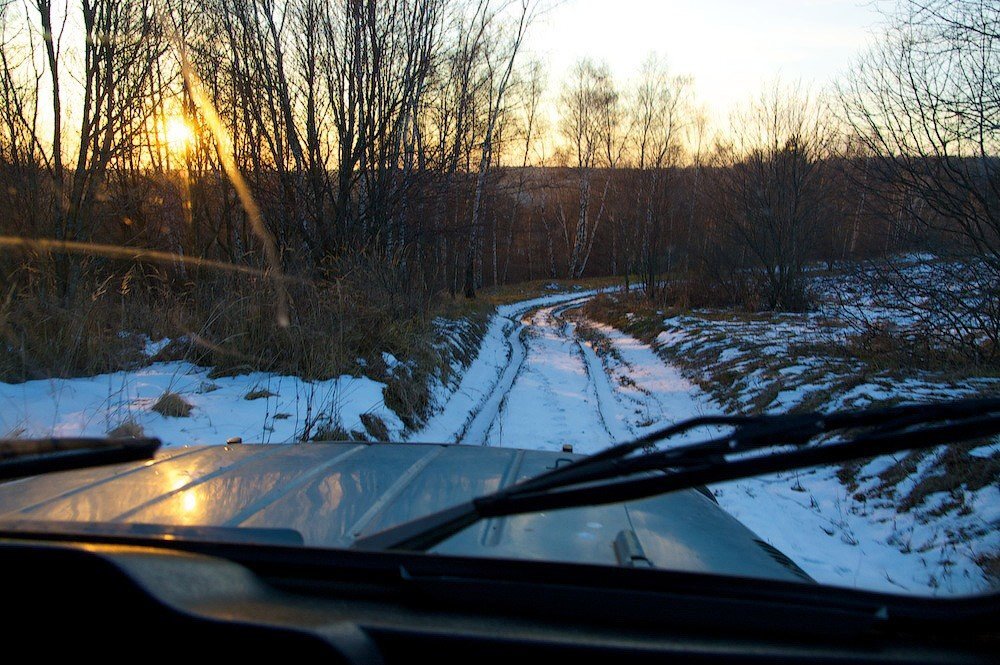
[0,442,809,582]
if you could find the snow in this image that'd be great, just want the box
[599,325,995,595]
[611,262,999,596]
[142,336,171,357]
[405,259,996,597]
[413,289,712,452]
[585,321,996,594]
[408,284,998,594]
[468,300,617,453]
[970,443,998,459]
[1,266,994,597]
[0,362,402,447]
[584,321,716,442]
[0,289,610,450]
[710,466,995,595]
[411,289,615,446]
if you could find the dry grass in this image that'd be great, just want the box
[793,323,1000,377]
[898,444,999,512]
[975,552,1000,587]
[381,306,490,429]
[106,420,144,438]
[360,413,390,441]
[568,315,620,361]
[0,253,498,435]
[0,254,488,384]
[382,375,431,430]
[0,251,617,442]
[585,286,1000,569]
[151,391,193,418]
[310,422,350,441]
[0,292,147,382]
[837,460,865,494]
[876,450,931,492]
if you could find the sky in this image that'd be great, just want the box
[524,0,889,124]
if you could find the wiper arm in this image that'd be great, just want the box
[0,437,161,481]
[352,397,1000,552]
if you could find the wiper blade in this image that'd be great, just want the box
[352,397,1000,552]
[0,518,303,547]
[0,437,161,481]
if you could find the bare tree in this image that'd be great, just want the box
[627,54,691,297]
[706,84,832,310]
[500,58,546,283]
[559,58,616,278]
[20,1,168,301]
[840,0,1000,361]
[463,0,534,298]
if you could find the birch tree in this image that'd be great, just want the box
[559,58,615,278]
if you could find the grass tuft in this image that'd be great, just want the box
[360,413,390,441]
[107,420,144,438]
[152,392,193,418]
[311,423,350,441]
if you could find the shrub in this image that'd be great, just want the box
[360,413,390,441]
[152,392,193,418]
[107,420,144,438]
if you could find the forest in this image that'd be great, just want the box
[0,0,996,383]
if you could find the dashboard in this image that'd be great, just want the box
[2,533,994,663]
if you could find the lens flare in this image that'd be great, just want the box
[164,116,195,152]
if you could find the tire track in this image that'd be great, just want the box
[562,315,637,443]
[547,300,627,443]
[454,294,592,446]
[467,296,627,451]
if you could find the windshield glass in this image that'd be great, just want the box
[0,0,996,599]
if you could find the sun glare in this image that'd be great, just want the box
[164,116,195,152]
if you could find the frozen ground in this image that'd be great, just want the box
[580,262,999,596]
[410,259,997,595]
[576,319,997,596]
[412,288,718,451]
[0,289,610,449]
[1,266,995,596]
[411,280,998,594]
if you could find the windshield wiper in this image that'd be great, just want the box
[0,437,161,481]
[0,518,303,547]
[353,397,1000,552]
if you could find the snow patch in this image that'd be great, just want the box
[0,362,403,447]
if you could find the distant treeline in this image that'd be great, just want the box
[0,0,996,378]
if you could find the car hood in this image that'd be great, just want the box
[0,442,809,582]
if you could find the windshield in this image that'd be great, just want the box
[0,0,996,600]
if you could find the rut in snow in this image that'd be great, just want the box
[412,291,711,454]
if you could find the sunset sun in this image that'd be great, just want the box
[164,115,195,152]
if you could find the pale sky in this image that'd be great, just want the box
[525,0,888,123]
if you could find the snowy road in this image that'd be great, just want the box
[412,291,713,452]
[466,298,619,452]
